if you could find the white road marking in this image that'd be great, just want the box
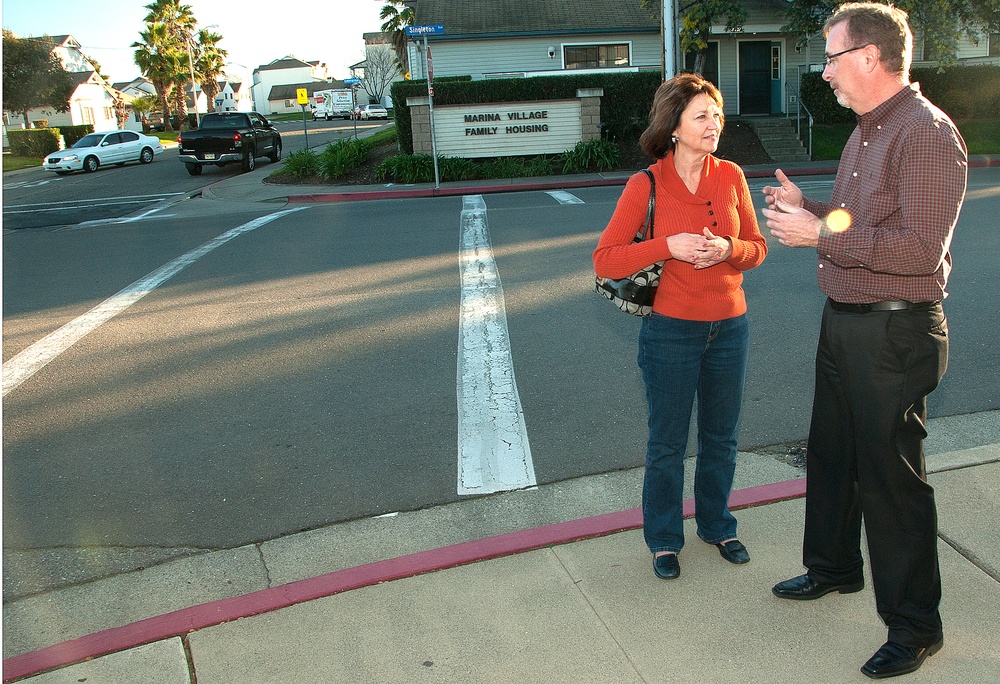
[71,214,177,229]
[545,190,585,204]
[2,208,306,397]
[457,195,537,495]
[3,199,167,214]
[2,193,184,213]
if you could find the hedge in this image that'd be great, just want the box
[801,64,1000,123]
[60,124,94,147]
[7,129,61,157]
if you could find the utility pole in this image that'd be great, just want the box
[663,0,677,80]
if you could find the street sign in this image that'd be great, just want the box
[343,78,361,86]
[405,24,444,36]
[296,88,309,105]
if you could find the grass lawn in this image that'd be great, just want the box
[811,119,998,160]
[149,131,179,144]
[2,153,42,172]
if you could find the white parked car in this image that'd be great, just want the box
[356,104,388,120]
[43,130,165,174]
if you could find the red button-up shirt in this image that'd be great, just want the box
[804,84,968,304]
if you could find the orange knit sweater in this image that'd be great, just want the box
[593,153,767,321]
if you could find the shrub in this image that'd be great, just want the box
[558,139,620,174]
[7,128,61,157]
[801,65,1000,123]
[282,148,320,177]
[438,156,477,182]
[61,125,94,147]
[377,154,435,183]
[524,155,556,177]
[479,157,527,179]
[317,137,370,180]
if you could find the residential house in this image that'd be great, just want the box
[112,76,157,100]
[406,0,999,118]
[3,33,128,133]
[251,56,331,114]
[214,79,253,112]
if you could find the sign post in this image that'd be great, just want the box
[344,77,361,139]
[406,25,444,188]
[296,88,310,149]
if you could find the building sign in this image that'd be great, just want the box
[433,100,582,158]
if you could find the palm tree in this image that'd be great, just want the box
[143,0,197,128]
[379,1,414,76]
[194,29,227,113]
[130,93,160,128]
[132,22,182,131]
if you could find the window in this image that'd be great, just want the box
[564,43,630,69]
[121,131,139,142]
[81,107,95,125]
[772,46,781,80]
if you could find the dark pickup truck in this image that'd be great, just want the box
[177,112,282,175]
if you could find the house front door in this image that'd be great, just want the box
[739,41,772,114]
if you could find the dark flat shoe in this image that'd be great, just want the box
[652,553,679,579]
[715,539,750,564]
[861,638,943,679]
[772,573,864,600]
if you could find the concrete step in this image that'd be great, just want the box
[743,118,810,163]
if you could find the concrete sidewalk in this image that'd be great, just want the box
[4,411,998,682]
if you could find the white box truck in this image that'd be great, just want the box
[311,89,354,120]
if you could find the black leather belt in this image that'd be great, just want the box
[828,298,938,313]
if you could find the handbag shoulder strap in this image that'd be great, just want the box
[640,168,656,240]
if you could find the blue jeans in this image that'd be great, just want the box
[637,313,750,554]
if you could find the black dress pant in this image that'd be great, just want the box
[803,299,948,648]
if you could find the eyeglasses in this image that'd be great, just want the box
[823,45,869,66]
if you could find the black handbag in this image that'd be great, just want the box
[594,169,662,317]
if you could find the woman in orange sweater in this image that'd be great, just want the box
[594,74,767,580]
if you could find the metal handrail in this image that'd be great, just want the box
[800,98,814,160]
[786,78,813,160]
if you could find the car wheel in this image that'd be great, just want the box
[83,156,99,173]
[139,147,154,164]
[241,148,256,173]
[268,140,282,163]
[185,163,202,176]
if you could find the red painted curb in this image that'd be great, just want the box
[2,477,805,682]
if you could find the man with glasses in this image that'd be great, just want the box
[761,2,967,679]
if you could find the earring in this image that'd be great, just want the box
[671,135,678,144]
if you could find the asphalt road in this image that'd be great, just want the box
[3,166,998,573]
[1,117,387,230]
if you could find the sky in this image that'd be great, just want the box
[1,0,389,84]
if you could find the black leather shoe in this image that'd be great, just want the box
[652,553,680,579]
[861,638,943,679]
[771,573,864,600]
[715,540,750,564]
